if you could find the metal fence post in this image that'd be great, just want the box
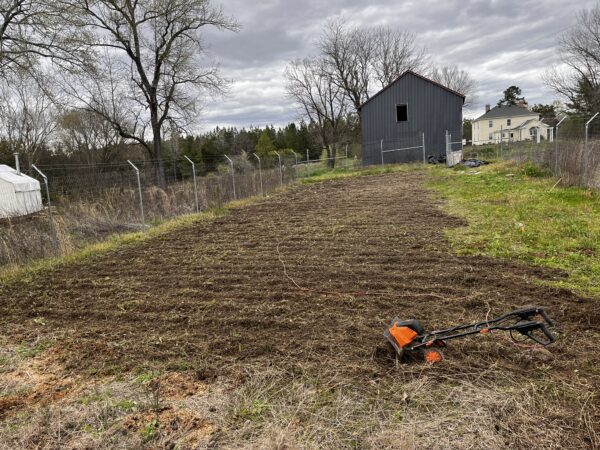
[445,130,449,162]
[13,152,21,175]
[500,125,503,160]
[253,153,264,197]
[555,116,566,174]
[224,155,236,200]
[380,139,384,165]
[184,155,200,213]
[448,133,452,167]
[291,150,299,179]
[127,160,146,232]
[345,144,349,168]
[31,164,59,256]
[274,151,283,187]
[305,149,309,176]
[585,112,599,187]
[422,132,426,164]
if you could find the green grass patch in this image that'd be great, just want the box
[135,370,161,384]
[140,420,159,442]
[301,163,424,184]
[428,161,600,298]
[233,399,271,422]
[15,340,50,359]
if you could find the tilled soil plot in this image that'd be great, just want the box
[0,172,598,449]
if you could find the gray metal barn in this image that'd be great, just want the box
[359,70,465,165]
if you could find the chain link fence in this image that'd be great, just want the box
[0,152,358,267]
[363,131,427,166]
[362,130,464,167]
[466,115,600,189]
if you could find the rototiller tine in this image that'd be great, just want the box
[384,306,556,363]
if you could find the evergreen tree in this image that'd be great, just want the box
[255,130,276,157]
[531,104,557,122]
[498,86,526,106]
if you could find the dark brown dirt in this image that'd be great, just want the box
[0,172,598,446]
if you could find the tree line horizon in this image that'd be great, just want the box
[0,0,597,177]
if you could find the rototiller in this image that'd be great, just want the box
[384,306,556,363]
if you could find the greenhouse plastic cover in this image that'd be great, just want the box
[0,165,40,192]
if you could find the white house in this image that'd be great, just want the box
[0,164,43,219]
[472,104,553,145]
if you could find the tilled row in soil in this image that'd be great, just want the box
[0,174,598,371]
[1,172,598,402]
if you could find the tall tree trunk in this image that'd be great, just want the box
[328,145,336,169]
[25,146,32,169]
[321,131,335,169]
[151,115,166,187]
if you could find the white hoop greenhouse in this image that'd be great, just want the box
[0,165,43,219]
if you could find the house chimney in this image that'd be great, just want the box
[485,104,491,113]
[518,99,526,108]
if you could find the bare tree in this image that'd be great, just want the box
[319,21,374,113]
[0,69,58,167]
[319,23,430,113]
[0,0,85,76]
[285,58,349,168]
[545,4,600,114]
[372,28,429,88]
[430,65,477,109]
[57,108,123,164]
[60,0,238,184]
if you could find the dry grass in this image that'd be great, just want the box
[0,166,290,267]
[1,351,596,449]
[464,138,600,189]
[0,349,219,449]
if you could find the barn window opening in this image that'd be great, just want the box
[396,104,408,122]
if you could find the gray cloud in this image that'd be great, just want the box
[198,0,597,131]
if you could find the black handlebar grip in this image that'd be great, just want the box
[539,323,556,345]
[538,308,554,327]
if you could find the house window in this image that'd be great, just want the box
[489,133,493,140]
[489,120,493,128]
[530,128,537,137]
[396,104,408,122]
[510,133,514,139]
[507,119,512,126]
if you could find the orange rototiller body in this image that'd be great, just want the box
[384,306,556,363]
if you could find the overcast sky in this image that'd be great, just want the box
[199,0,596,131]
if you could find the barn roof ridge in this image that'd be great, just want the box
[358,70,466,110]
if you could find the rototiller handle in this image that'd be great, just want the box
[512,321,556,346]
[538,309,554,327]
[504,306,554,327]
